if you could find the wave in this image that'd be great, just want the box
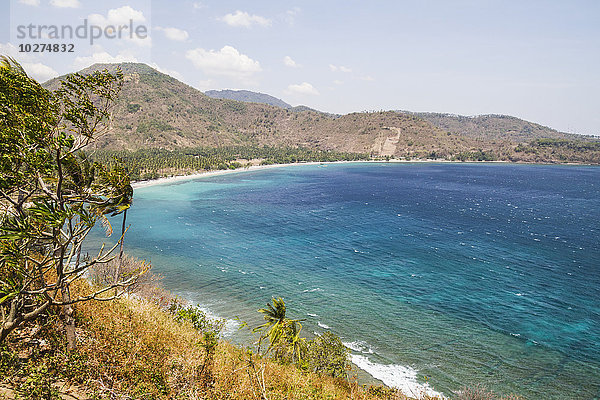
[317,321,331,329]
[178,299,240,339]
[303,288,323,293]
[343,340,374,354]
[350,354,444,398]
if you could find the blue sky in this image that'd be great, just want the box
[2,0,599,135]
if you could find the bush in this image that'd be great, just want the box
[304,331,349,378]
[169,303,224,337]
[15,365,60,400]
[127,103,141,113]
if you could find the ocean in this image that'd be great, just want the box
[92,162,600,399]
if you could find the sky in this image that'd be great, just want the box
[2,0,599,136]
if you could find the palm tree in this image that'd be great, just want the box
[255,297,306,362]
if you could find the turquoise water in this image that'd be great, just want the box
[92,163,600,399]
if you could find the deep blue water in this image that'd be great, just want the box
[93,163,600,399]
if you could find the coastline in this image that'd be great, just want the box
[123,161,600,399]
[131,159,518,189]
[131,161,334,189]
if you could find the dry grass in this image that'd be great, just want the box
[0,258,520,400]
[75,290,429,399]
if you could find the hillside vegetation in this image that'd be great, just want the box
[90,146,369,181]
[0,260,524,400]
[0,264,436,400]
[407,112,593,142]
[43,63,600,165]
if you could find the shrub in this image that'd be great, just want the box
[305,331,349,378]
[127,103,141,113]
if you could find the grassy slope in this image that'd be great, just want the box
[0,271,528,400]
[0,276,431,400]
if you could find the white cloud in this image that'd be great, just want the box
[72,48,138,70]
[50,0,80,8]
[88,6,146,27]
[362,75,375,81]
[155,27,189,42]
[285,7,300,26]
[329,64,352,73]
[285,82,319,96]
[220,10,271,28]
[192,2,205,9]
[23,63,59,82]
[87,6,150,47]
[149,63,183,81]
[283,55,299,68]
[195,79,217,92]
[185,45,262,84]
[18,0,40,6]
[0,42,31,61]
[333,80,343,85]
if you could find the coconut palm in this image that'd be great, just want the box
[255,297,306,362]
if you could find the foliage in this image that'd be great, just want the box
[249,297,351,380]
[452,150,497,162]
[169,302,224,339]
[0,55,141,347]
[15,364,60,400]
[136,118,175,133]
[0,276,445,400]
[304,331,350,378]
[169,303,225,389]
[513,138,600,164]
[89,145,370,181]
[126,103,141,113]
[254,297,307,364]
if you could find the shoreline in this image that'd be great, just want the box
[131,161,337,189]
[131,159,517,189]
[130,158,596,189]
[124,160,599,399]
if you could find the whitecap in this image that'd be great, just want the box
[317,322,331,329]
[350,354,443,398]
[193,305,239,338]
[307,313,318,317]
[343,340,374,354]
[303,288,323,293]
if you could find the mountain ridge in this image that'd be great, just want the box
[204,89,292,109]
[42,62,599,164]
